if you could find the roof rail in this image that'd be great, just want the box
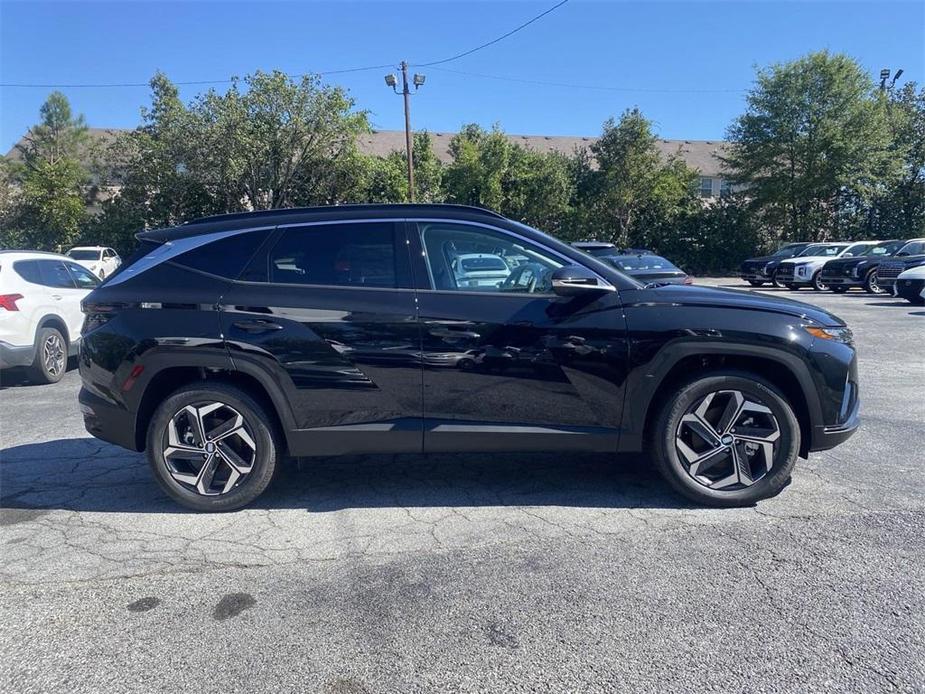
[182,203,506,226]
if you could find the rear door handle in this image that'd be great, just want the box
[51,294,62,300]
[232,319,284,333]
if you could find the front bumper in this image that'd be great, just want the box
[895,278,925,302]
[740,272,772,282]
[0,341,35,369]
[820,275,864,288]
[810,395,860,452]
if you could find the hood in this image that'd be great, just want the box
[883,254,925,268]
[630,269,688,281]
[824,255,872,269]
[898,265,925,279]
[741,254,783,265]
[623,284,844,326]
[780,255,838,265]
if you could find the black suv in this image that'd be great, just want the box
[79,205,860,511]
[739,242,813,287]
[818,239,908,294]
[875,238,925,294]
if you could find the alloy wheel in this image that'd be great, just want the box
[162,402,257,496]
[812,272,828,291]
[867,270,883,294]
[42,333,65,377]
[675,390,780,491]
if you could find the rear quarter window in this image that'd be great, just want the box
[172,230,269,279]
[12,260,42,284]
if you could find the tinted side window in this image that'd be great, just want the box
[173,230,268,279]
[268,223,404,288]
[65,262,101,289]
[38,260,77,288]
[417,222,563,293]
[13,260,42,284]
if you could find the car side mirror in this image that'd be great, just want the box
[551,265,612,297]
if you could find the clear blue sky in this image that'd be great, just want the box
[1,1,923,152]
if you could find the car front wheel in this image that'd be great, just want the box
[771,271,786,288]
[650,372,800,507]
[864,270,883,294]
[146,383,279,511]
[812,271,828,291]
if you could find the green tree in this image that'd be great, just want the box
[574,109,697,246]
[442,124,572,231]
[724,51,895,241]
[869,82,925,236]
[4,92,89,250]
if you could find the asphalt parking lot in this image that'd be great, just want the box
[1,280,923,693]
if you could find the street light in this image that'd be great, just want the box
[384,61,425,202]
[880,68,903,91]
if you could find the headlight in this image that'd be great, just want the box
[804,326,854,346]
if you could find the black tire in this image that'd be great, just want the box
[650,371,801,507]
[146,383,280,512]
[747,280,765,287]
[28,327,67,384]
[811,271,828,291]
[771,271,786,289]
[830,286,848,293]
[864,269,882,294]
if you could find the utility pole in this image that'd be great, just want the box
[385,63,425,203]
[401,62,414,202]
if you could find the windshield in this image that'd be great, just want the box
[865,241,904,256]
[459,256,508,272]
[67,249,101,261]
[798,244,846,257]
[604,255,681,272]
[897,241,925,256]
[773,244,805,258]
[842,243,873,257]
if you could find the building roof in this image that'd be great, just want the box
[6,128,729,176]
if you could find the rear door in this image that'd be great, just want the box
[36,259,91,345]
[220,220,422,456]
[409,220,629,454]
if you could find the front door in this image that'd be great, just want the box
[220,220,422,456]
[409,221,629,453]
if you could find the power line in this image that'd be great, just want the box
[413,0,570,67]
[428,65,748,94]
[0,63,396,89]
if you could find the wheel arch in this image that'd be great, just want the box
[623,344,822,458]
[36,314,70,346]
[133,365,293,453]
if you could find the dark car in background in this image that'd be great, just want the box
[875,238,925,294]
[819,239,907,294]
[78,204,859,512]
[599,253,692,285]
[739,242,813,287]
[572,242,653,258]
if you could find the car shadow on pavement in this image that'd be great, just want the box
[0,438,693,516]
[0,359,78,390]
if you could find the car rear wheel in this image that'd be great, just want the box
[864,269,883,294]
[812,271,828,291]
[650,372,800,507]
[146,383,279,512]
[28,327,67,384]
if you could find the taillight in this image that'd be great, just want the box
[81,301,126,334]
[0,293,23,311]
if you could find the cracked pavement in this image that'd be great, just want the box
[1,281,923,693]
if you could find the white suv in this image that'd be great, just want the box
[66,246,121,279]
[0,251,100,383]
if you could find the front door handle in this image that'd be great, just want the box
[232,319,284,333]
[51,294,62,300]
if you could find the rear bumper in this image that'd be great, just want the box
[0,341,34,369]
[78,386,140,451]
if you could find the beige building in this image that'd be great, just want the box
[6,128,735,199]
